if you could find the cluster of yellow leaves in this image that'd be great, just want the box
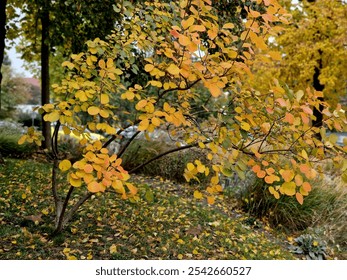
[18,127,43,146]
[59,141,137,199]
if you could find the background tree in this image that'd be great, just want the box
[251,0,347,112]
[0,0,8,111]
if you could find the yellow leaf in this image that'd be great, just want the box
[138,119,149,131]
[189,25,206,32]
[44,111,60,122]
[240,122,251,131]
[235,107,243,114]
[126,183,137,195]
[106,58,114,69]
[249,31,267,50]
[18,135,27,145]
[151,117,161,126]
[136,99,147,109]
[207,28,218,40]
[144,64,155,72]
[193,190,203,199]
[167,64,180,76]
[281,169,295,182]
[100,109,110,119]
[83,174,94,184]
[69,177,82,187]
[268,51,282,60]
[100,94,109,105]
[182,16,195,29]
[187,162,195,171]
[106,125,117,135]
[109,244,118,254]
[59,159,72,172]
[98,59,105,69]
[223,23,234,29]
[87,106,100,116]
[281,181,296,196]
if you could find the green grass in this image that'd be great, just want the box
[0,159,296,260]
[234,175,347,259]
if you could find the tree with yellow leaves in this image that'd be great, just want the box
[19,0,346,234]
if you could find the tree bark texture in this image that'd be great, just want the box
[0,0,7,111]
[41,1,51,149]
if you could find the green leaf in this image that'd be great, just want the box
[144,189,155,203]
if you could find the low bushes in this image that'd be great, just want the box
[233,172,347,257]
[0,121,36,158]
[121,139,210,184]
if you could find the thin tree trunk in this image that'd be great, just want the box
[312,55,324,138]
[0,0,7,163]
[0,0,7,111]
[41,1,51,149]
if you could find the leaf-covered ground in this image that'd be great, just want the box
[0,159,297,260]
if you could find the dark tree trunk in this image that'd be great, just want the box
[312,57,324,131]
[41,1,51,149]
[0,0,7,111]
[0,0,7,163]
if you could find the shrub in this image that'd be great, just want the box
[234,172,347,256]
[121,139,210,184]
[0,121,36,158]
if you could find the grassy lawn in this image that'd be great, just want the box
[1,158,298,260]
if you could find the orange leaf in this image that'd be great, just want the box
[178,35,190,46]
[284,112,294,124]
[182,16,195,29]
[257,170,266,178]
[296,192,304,205]
[276,98,287,107]
[205,82,222,97]
[302,182,312,192]
[88,181,105,193]
[170,29,180,38]
[252,165,261,173]
[84,164,94,174]
[207,196,215,205]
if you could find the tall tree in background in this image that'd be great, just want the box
[40,0,51,149]
[0,0,7,164]
[3,0,122,148]
[251,0,347,118]
[0,0,7,111]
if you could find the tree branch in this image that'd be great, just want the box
[129,140,211,174]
